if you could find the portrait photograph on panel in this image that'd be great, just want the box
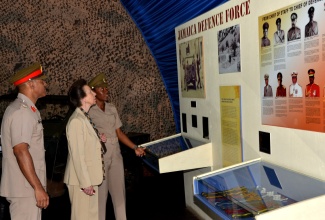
[259,1,325,133]
[179,36,205,98]
[218,24,241,74]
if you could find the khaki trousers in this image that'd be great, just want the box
[67,185,99,220]
[7,196,41,220]
[98,146,126,220]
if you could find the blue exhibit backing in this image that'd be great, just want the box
[120,0,229,132]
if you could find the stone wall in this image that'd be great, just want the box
[0,0,176,140]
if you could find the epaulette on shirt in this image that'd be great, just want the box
[17,98,28,109]
[10,98,27,110]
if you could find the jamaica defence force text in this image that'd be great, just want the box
[178,0,250,41]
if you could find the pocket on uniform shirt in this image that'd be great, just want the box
[36,122,44,132]
[34,123,45,144]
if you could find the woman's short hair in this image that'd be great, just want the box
[68,79,87,107]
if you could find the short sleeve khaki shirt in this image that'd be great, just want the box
[89,103,122,142]
[0,93,46,197]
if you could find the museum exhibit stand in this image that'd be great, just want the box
[193,158,325,220]
[141,133,212,173]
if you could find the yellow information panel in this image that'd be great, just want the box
[220,85,242,167]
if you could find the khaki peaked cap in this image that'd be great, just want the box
[88,73,108,89]
[9,62,46,86]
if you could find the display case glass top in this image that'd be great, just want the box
[193,159,325,220]
[141,134,212,173]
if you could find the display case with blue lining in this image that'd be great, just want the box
[193,158,325,220]
[141,133,212,173]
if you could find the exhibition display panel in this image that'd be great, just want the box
[141,133,212,173]
[193,159,325,220]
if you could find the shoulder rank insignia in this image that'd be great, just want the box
[31,106,36,112]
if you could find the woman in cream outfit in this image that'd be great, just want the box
[64,79,106,220]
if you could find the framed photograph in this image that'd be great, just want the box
[218,24,241,74]
[179,36,205,98]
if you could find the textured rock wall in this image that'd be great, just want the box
[0,0,176,140]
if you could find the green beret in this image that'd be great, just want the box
[88,73,107,89]
[9,62,46,86]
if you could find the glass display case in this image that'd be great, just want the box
[193,159,325,220]
[141,133,212,173]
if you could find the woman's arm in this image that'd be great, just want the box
[116,128,145,157]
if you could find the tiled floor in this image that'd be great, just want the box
[1,170,201,220]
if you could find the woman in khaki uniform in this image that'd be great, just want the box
[88,73,145,220]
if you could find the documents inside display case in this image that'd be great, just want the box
[193,159,325,220]
[141,133,212,173]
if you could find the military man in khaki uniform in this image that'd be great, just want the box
[305,6,318,37]
[0,63,49,220]
[274,18,285,44]
[261,22,270,47]
[288,13,301,41]
[263,74,273,97]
